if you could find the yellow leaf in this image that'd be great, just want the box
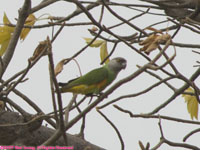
[3,12,11,24]
[0,13,16,56]
[100,41,110,64]
[0,26,13,56]
[0,27,11,43]
[3,13,14,33]
[0,39,10,56]
[83,38,104,47]
[20,14,36,41]
[182,87,198,120]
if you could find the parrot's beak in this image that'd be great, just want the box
[121,62,127,69]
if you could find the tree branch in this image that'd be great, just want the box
[0,0,31,79]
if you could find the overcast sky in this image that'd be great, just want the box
[1,1,200,149]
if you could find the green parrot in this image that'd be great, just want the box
[58,57,127,95]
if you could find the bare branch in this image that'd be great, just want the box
[0,0,31,78]
[147,67,200,115]
[113,105,200,125]
[97,108,125,150]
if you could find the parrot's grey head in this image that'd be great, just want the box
[107,57,127,74]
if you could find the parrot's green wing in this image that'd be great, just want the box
[69,67,108,86]
[59,66,116,94]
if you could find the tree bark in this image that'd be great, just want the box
[0,111,105,150]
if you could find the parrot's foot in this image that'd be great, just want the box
[98,92,104,97]
[87,92,107,104]
[96,92,107,98]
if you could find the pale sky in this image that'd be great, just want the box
[1,1,200,150]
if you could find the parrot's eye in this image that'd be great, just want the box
[117,58,122,62]
[119,59,126,63]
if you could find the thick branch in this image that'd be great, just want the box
[0,0,31,79]
[0,111,105,150]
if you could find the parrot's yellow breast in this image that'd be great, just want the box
[65,79,108,94]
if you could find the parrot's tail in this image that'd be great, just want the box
[54,82,69,93]
[58,82,68,87]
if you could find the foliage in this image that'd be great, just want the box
[182,87,199,120]
[0,13,36,56]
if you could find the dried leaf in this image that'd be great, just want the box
[139,34,158,46]
[83,38,104,47]
[54,59,68,76]
[155,33,171,43]
[91,26,98,32]
[29,40,47,61]
[182,87,199,120]
[139,31,171,55]
[20,14,36,41]
[100,41,110,64]
[145,27,163,34]
[144,42,159,55]
[139,34,159,55]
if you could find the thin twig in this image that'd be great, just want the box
[97,108,125,150]
[100,42,118,65]
[113,105,200,125]
[101,0,147,35]
[147,67,200,115]
[64,94,77,123]
[158,117,164,138]
[98,76,174,109]
[31,0,59,13]
[74,95,86,139]
[47,36,67,145]
[1,60,31,97]
[63,30,102,65]
[12,87,57,128]
[183,128,200,142]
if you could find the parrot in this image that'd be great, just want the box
[58,57,127,95]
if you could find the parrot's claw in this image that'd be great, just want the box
[99,92,104,96]
[97,92,108,98]
[86,93,103,104]
[86,93,101,97]
[87,92,108,104]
